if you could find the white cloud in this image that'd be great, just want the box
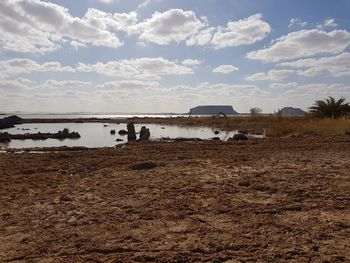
[270,82,298,89]
[324,18,338,27]
[317,18,338,29]
[137,9,206,45]
[0,78,34,91]
[0,58,75,78]
[0,2,271,52]
[0,0,123,53]
[212,65,239,74]
[288,18,308,28]
[246,69,295,81]
[187,14,271,49]
[97,0,118,3]
[83,8,138,36]
[285,83,350,98]
[279,52,350,78]
[35,80,93,92]
[96,80,159,91]
[182,59,202,66]
[0,57,195,81]
[138,0,162,9]
[77,57,194,79]
[186,27,216,46]
[247,29,350,62]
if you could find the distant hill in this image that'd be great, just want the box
[279,107,306,116]
[189,105,239,115]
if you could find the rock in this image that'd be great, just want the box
[0,132,11,142]
[131,162,157,170]
[232,133,248,141]
[210,137,221,141]
[118,129,128,135]
[116,139,123,142]
[8,129,80,140]
[214,130,220,135]
[127,123,137,141]
[60,195,73,202]
[110,130,116,135]
[0,115,23,130]
[139,126,150,140]
[238,180,251,187]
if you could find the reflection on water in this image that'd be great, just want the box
[4,114,186,119]
[0,123,262,149]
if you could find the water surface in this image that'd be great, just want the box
[0,123,245,149]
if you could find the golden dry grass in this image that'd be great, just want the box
[170,115,350,137]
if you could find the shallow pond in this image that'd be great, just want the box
[0,123,262,149]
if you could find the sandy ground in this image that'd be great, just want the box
[1,135,350,262]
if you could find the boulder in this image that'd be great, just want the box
[127,123,137,141]
[118,129,128,135]
[110,130,116,135]
[214,130,220,135]
[0,132,11,142]
[0,115,23,130]
[232,133,248,141]
[139,126,150,140]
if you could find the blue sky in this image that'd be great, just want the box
[0,0,350,113]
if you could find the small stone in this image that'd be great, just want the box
[60,195,73,202]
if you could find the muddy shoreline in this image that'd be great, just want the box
[1,135,350,262]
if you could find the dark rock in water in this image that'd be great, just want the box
[231,133,248,141]
[214,130,220,135]
[131,162,157,170]
[116,138,123,142]
[139,126,150,140]
[110,130,116,135]
[127,123,137,141]
[0,132,11,142]
[118,129,128,135]
[104,124,109,127]
[210,137,221,141]
[0,115,23,130]
[161,127,166,129]
[8,129,80,140]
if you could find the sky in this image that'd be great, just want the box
[0,0,350,113]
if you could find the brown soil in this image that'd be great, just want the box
[1,136,350,262]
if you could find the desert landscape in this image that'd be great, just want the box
[1,134,350,262]
[1,0,350,262]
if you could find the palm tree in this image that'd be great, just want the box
[309,97,350,118]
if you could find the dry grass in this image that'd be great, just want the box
[171,115,350,137]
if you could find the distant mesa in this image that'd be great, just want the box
[278,107,306,116]
[189,105,239,116]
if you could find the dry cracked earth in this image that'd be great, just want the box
[1,135,350,262]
